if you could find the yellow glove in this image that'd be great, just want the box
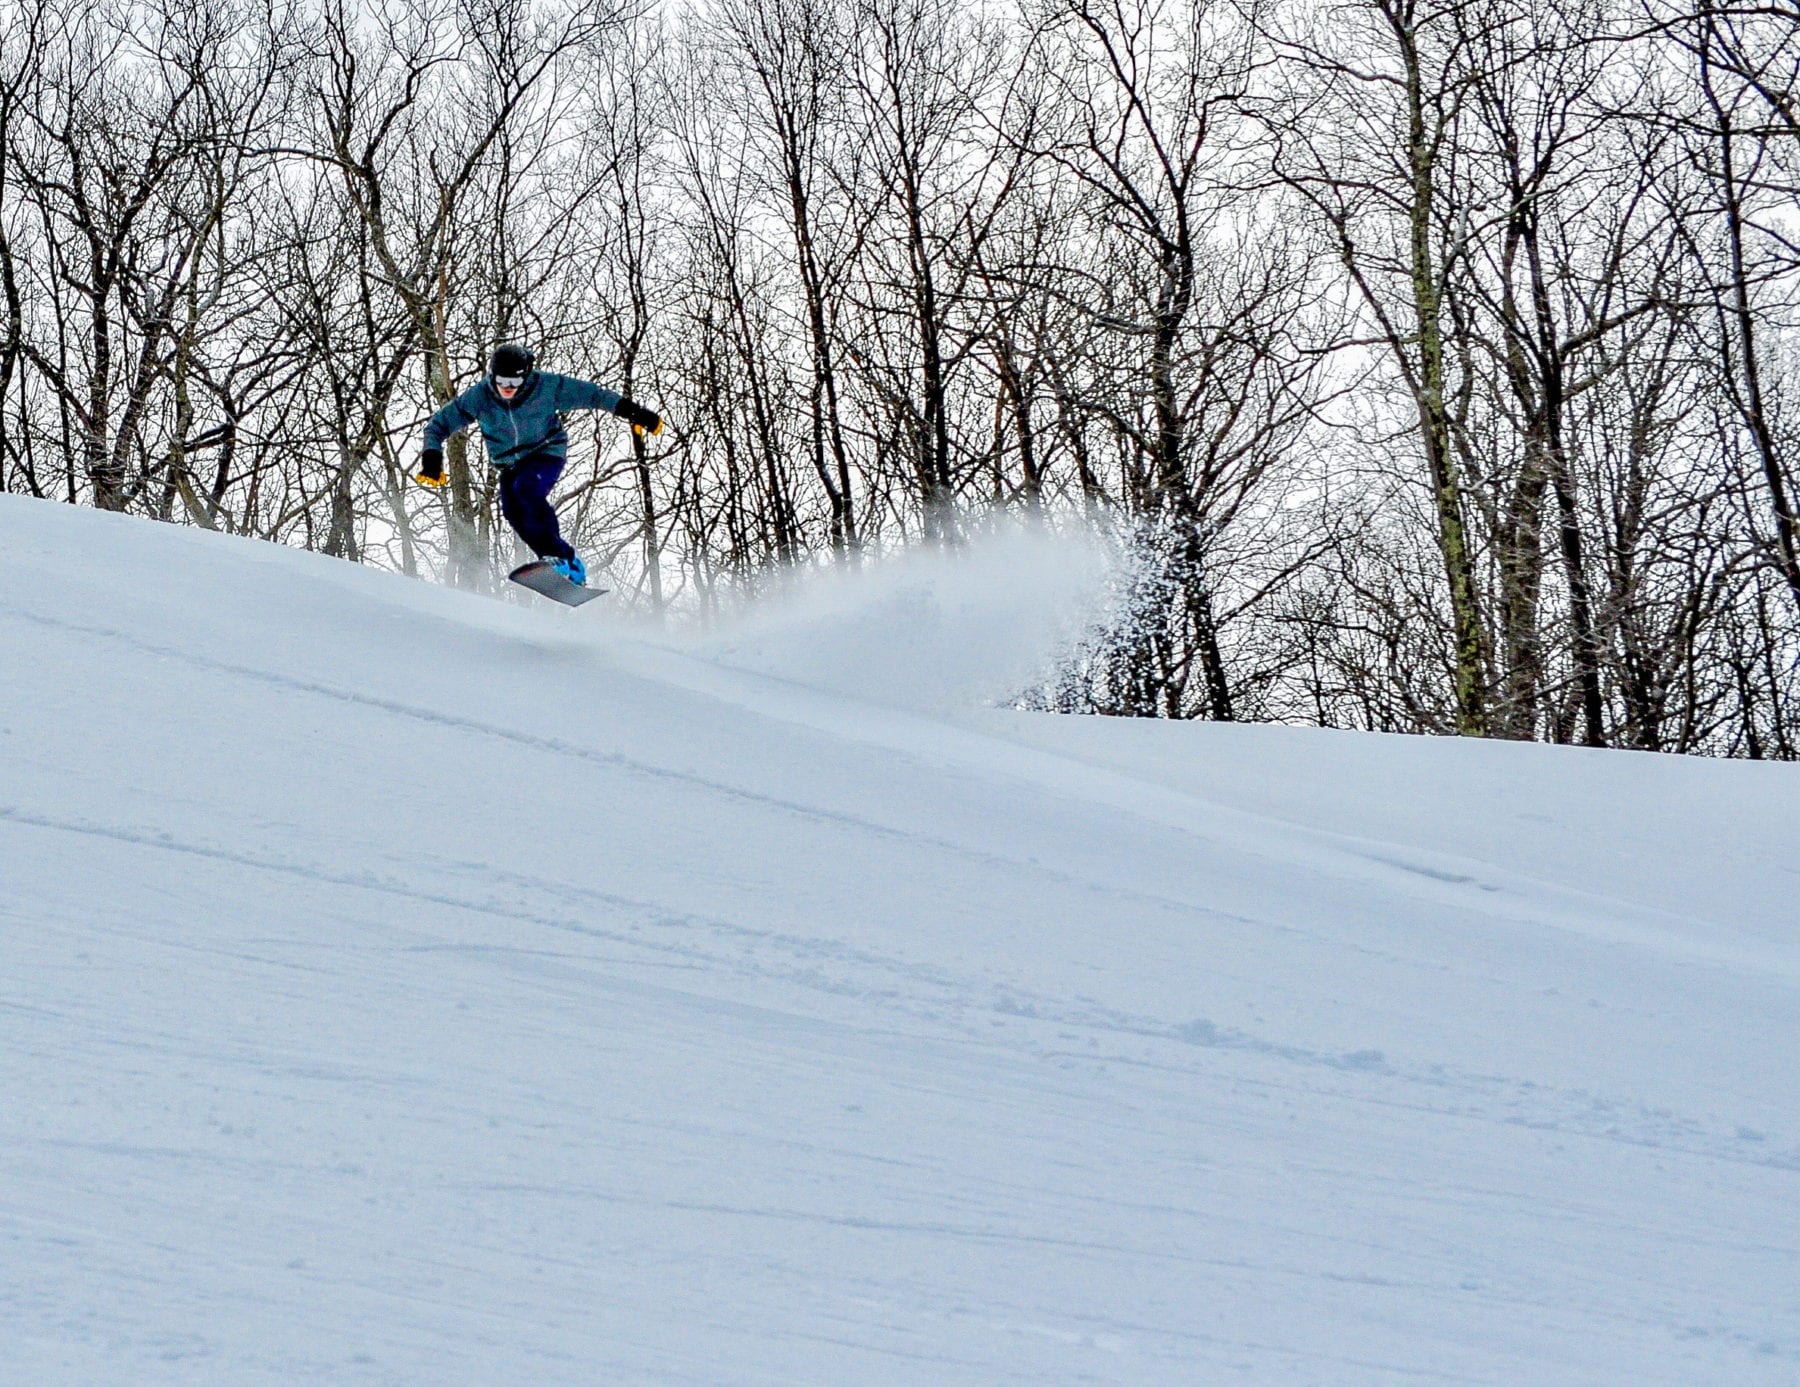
[618,400,664,438]
[415,450,446,487]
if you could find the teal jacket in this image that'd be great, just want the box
[422,371,623,468]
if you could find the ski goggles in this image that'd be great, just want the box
[494,373,526,390]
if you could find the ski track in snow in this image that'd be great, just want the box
[5,797,1790,1184]
[1,494,1796,1385]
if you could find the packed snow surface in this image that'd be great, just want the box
[1,493,1795,1385]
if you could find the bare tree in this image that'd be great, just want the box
[704,0,865,554]
[1258,0,1498,734]
[1021,0,1338,720]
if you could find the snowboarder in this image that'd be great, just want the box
[413,343,663,586]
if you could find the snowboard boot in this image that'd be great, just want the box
[550,554,587,586]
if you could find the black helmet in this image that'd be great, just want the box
[489,343,535,382]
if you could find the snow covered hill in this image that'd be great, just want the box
[2,493,1795,1385]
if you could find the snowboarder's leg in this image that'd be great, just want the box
[498,453,575,563]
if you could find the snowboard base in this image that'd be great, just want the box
[508,560,607,607]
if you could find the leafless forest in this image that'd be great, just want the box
[2,0,1795,754]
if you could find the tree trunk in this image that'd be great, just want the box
[1398,10,1487,735]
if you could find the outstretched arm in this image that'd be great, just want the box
[550,374,663,436]
[415,389,482,486]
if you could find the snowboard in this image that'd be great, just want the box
[508,560,607,608]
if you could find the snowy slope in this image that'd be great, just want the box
[1,492,1794,1386]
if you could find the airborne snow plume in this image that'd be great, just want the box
[684,517,1115,712]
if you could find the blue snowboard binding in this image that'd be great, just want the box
[549,554,586,586]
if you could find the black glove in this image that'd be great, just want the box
[415,448,446,487]
[616,398,663,437]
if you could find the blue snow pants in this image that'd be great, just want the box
[499,451,575,562]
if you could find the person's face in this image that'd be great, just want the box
[495,373,524,400]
